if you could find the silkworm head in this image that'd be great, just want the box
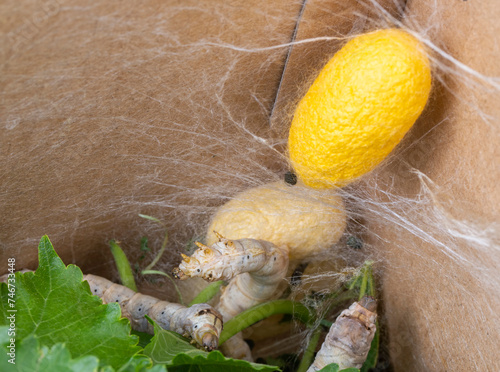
[189,305,223,351]
[176,243,225,280]
[171,267,187,280]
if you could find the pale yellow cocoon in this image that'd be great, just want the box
[288,29,432,189]
[206,181,346,261]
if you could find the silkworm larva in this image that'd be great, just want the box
[172,234,289,360]
[83,274,223,351]
[172,234,289,320]
[0,271,223,351]
[307,296,377,371]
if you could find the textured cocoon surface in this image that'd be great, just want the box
[288,28,432,189]
[206,181,346,261]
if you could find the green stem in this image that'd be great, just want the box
[109,240,138,292]
[189,281,224,306]
[219,300,313,345]
[359,270,368,299]
[144,231,168,271]
[320,319,332,328]
[360,325,380,372]
[138,214,165,226]
[297,327,322,372]
[367,264,376,298]
[142,269,184,306]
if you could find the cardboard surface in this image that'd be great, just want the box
[1,0,499,370]
[0,0,401,291]
[372,0,500,369]
[1,0,301,278]
[269,0,406,136]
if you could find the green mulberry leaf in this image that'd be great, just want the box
[144,319,279,371]
[317,363,360,372]
[0,236,142,369]
[0,330,99,372]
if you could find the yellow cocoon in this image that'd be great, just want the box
[206,181,346,261]
[288,28,432,189]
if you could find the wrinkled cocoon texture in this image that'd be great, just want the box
[288,29,432,189]
[206,181,346,261]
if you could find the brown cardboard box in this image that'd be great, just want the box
[371,0,500,370]
[1,0,499,370]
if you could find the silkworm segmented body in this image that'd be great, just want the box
[172,234,289,360]
[1,269,223,351]
[83,274,223,351]
[172,234,289,320]
[307,296,377,371]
